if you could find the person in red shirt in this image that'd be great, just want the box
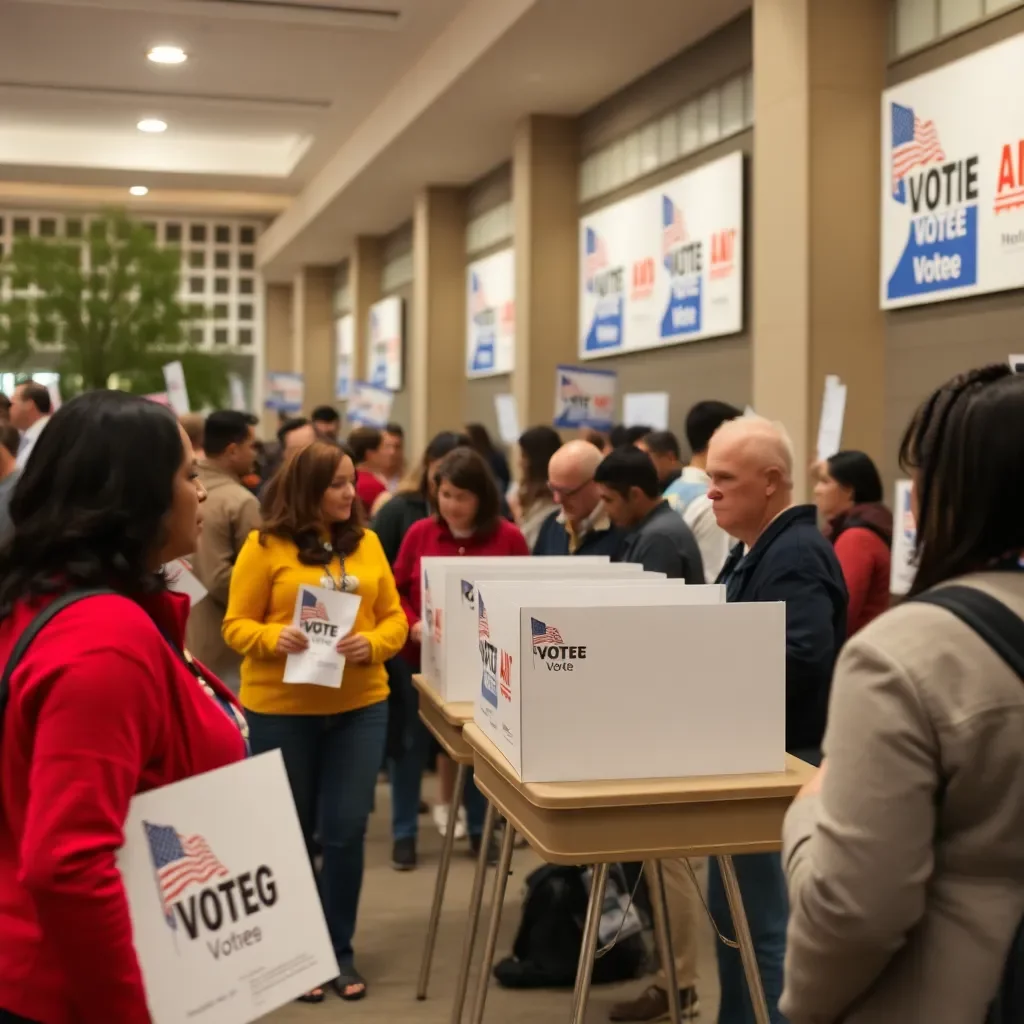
[814,450,893,636]
[348,426,390,514]
[0,391,247,1024]
[391,447,528,865]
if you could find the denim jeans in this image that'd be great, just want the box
[708,853,790,1024]
[247,700,388,967]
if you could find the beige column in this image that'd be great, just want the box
[513,115,579,429]
[349,236,384,384]
[291,266,335,413]
[261,281,292,436]
[411,186,467,455]
[753,0,888,497]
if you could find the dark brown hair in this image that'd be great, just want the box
[899,363,1024,595]
[434,447,500,533]
[348,426,382,464]
[517,425,561,511]
[260,440,364,561]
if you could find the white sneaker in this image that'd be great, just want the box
[432,804,468,840]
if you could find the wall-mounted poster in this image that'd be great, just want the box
[466,249,515,378]
[366,296,403,391]
[265,371,305,413]
[578,151,743,360]
[553,364,616,431]
[335,314,354,401]
[882,33,1024,309]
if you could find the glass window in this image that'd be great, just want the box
[658,111,679,166]
[622,131,641,183]
[188,251,205,269]
[190,327,205,346]
[141,222,157,239]
[215,251,230,270]
[639,123,659,174]
[188,302,204,319]
[214,328,229,345]
[721,76,746,137]
[239,277,254,295]
[36,318,58,343]
[700,90,721,146]
[190,224,207,244]
[238,327,254,346]
[38,218,58,238]
[239,303,254,321]
[165,223,182,244]
[239,226,256,246]
[679,101,701,154]
[215,225,231,245]
[189,277,205,295]
[0,217,4,235]
[214,277,230,295]
[13,218,31,237]
[65,218,83,238]
[239,252,255,270]
[214,303,229,319]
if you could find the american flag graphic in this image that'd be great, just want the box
[470,272,489,317]
[300,589,329,622]
[144,821,229,928]
[662,196,688,257]
[560,375,583,401]
[531,617,563,646]
[478,596,490,640]
[891,103,945,202]
[584,227,608,283]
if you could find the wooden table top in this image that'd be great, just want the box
[412,673,474,728]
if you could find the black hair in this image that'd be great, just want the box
[435,447,501,532]
[0,390,184,614]
[594,446,661,500]
[685,400,743,455]
[0,424,19,459]
[418,431,471,496]
[608,425,630,449]
[204,410,254,457]
[517,426,562,484]
[825,451,883,504]
[464,423,497,457]
[277,417,309,446]
[643,430,681,459]
[17,381,52,416]
[348,425,382,464]
[899,364,1024,595]
[311,405,340,425]
[385,422,404,437]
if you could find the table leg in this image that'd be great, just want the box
[449,801,497,1024]
[646,860,682,1024]
[717,854,770,1024]
[417,762,469,999]
[467,821,516,1024]
[569,862,609,1024]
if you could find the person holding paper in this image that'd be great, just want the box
[0,391,248,1024]
[813,451,892,636]
[222,440,407,1003]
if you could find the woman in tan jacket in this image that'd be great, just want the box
[781,365,1024,1024]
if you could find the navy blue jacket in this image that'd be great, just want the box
[532,508,624,558]
[717,505,848,754]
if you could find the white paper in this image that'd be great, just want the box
[890,479,917,596]
[227,373,247,412]
[1009,354,1024,374]
[743,405,757,418]
[815,375,848,464]
[283,585,361,688]
[623,392,669,431]
[162,361,190,416]
[494,394,520,446]
[164,558,207,606]
[118,751,337,1024]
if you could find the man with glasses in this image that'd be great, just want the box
[532,439,623,557]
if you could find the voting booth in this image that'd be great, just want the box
[421,556,648,703]
[474,580,786,783]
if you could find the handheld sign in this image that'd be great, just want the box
[283,585,361,688]
[164,558,208,607]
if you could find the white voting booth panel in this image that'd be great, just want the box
[475,580,784,783]
[420,556,608,701]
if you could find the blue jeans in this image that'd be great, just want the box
[708,853,789,1024]
[247,701,388,967]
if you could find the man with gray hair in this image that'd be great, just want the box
[700,415,847,1024]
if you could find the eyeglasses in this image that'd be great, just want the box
[547,477,593,500]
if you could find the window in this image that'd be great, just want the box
[214,277,229,295]
[239,226,256,246]
[65,218,83,238]
[215,225,231,244]
[165,223,182,244]
[190,224,207,244]
[188,251,205,269]
[36,318,58,343]
[190,326,205,345]
[214,328,229,345]
[188,302,204,319]
[239,277,254,295]
[213,303,229,320]
[239,252,255,270]
[39,218,57,238]
[0,217,4,235]
[238,327,254,346]
[215,251,230,270]
[141,222,157,239]
[13,218,30,237]
[239,303,254,321]
[189,277,205,295]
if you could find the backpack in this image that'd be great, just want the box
[912,585,1024,1024]
[492,864,646,989]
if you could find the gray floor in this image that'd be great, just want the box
[266,776,721,1023]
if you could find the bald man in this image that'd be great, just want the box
[532,439,623,556]
[698,416,846,1024]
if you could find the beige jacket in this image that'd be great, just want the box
[782,571,1024,1024]
[185,462,261,676]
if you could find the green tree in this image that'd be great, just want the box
[0,210,228,404]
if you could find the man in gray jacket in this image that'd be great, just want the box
[595,445,704,582]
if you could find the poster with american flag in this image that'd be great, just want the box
[144,822,228,929]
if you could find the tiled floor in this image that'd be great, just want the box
[265,777,721,1023]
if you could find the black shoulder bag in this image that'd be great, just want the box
[912,585,1024,1024]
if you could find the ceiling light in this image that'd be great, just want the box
[147,45,187,65]
[137,118,167,134]
[129,186,149,197]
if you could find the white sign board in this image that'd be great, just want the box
[881,33,1024,308]
[227,373,247,413]
[346,380,394,429]
[474,580,783,783]
[335,314,355,401]
[815,375,848,464]
[493,394,520,446]
[890,478,917,596]
[623,392,669,431]
[118,752,337,1024]
[466,248,515,378]
[579,151,744,359]
[164,558,208,606]
[264,372,304,414]
[553,364,616,431]
[162,361,190,416]
[366,296,403,391]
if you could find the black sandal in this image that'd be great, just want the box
[296,987,325,1004]
[332,966,367,1002]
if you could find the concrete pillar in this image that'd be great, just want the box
[261,281,292,436]
[411,186,467,455]
[291,266,335,413]
[349,236,384,384]
[752,0,888,497]
[512,115,579,429]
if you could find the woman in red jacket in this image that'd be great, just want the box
[0,391,247,1024]
[392,447,528,863]
[814,450,893,636]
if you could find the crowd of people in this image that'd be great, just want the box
[0,368,1021,1024]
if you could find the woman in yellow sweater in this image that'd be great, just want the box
[223,440,407,1004]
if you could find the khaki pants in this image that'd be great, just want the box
[655,857,704,990]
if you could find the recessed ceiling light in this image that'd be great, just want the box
[129,186,149,197]
[147,45,187,65]
[137,118,167,134]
